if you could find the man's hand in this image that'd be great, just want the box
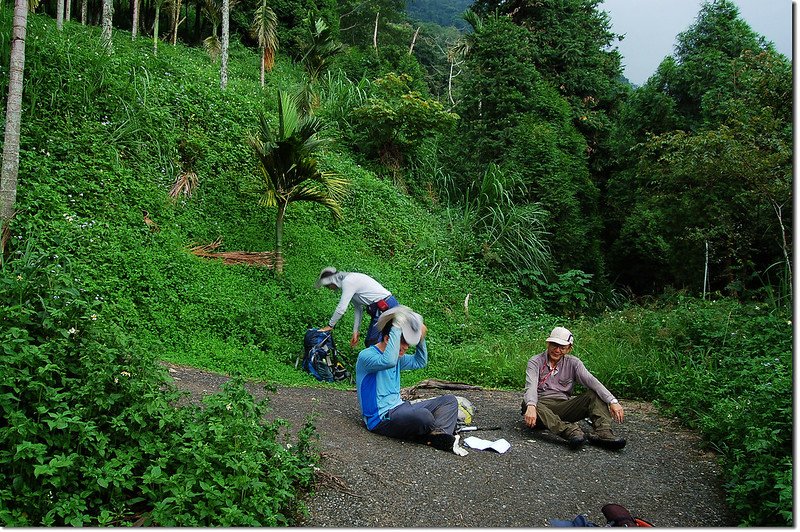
[609,402,624,424]
[420,323,428,341]
[318,326,332,332]
[349,331,360,348]
[523,404,537,428]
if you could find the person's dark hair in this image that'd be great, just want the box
[381,320,393,339]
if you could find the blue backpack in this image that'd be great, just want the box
[300,328,350,383]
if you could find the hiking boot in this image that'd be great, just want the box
[560,425,586,450]
[422,430,457,451]
[588,427,626,450]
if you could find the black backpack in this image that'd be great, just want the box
[300,328,350,383]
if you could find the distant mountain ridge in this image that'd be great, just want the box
[406,0,473,29]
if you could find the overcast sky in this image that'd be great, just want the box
[599,0,793,85]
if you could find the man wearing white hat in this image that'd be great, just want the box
[315,267,399,348]
[521,326,626,450]
[355,306,468,456]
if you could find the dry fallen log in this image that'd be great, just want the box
[401,379,483,400]
[188,238,283,269]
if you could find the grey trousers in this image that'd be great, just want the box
[372,395,459,440]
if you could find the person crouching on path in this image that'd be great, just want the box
[315,267,399,348]
[355,306,468,456]
[521,327,626,450]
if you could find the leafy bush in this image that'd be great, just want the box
[0,245,317,526]
[575,297,792,527]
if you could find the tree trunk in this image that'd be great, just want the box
[220,0,229,90]
[1,0,28,255]
[171,0,182,45]
[81,0,87,25]
[275,202,286,274]
[194,0,202,41]
[101,0,113,51]
[770,199,792,300]
[153,2,160,54]
[408,26,419,54]
[56,0,64,30]
[447,59,455,106]
[260,46,265,87]
[132,0,139,39]
[372,11,378,50]
[65,0,71,22]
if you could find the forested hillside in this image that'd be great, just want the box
[407,0,473,29]
[0,0,791,527]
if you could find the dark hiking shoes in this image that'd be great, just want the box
[422,430,455,450]
[420,430,469,456]
[560,425,587,449]
[588,428,626,450]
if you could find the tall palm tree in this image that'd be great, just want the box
[132,0,139,39]
[246,91,347,274]
[153,0,167,54]
[56,0,64,30]
[1,0,28,254]
[101,0,112,51]
[251,0,278,87]
[300,17,342,83]
[220,0,229,89]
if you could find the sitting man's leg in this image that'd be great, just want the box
[582,390,626,448]
[537,396,592,449]
[372,401,436,440]
[372,396,465,454]
[417,394,459,436]
[542,391,625,449]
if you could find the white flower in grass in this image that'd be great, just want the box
[90,314,98,321]
[226,403,232,411]
[286,443,293,450]
[120,371,131,377]
[68,327,78,335]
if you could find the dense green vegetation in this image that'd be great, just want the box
[407,0,473,30]
[0,0,792,526]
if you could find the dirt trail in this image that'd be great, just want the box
[165,362,734,527]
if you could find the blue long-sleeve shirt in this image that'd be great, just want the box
[355,326,428,430]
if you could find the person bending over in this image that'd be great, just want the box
[315,267,399,348]
[355,306,467,456]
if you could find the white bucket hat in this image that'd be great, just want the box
[376,305,424,346]
[546,326,574,346]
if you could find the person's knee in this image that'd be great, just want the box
[404,408,435,432]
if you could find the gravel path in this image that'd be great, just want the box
[165,362,735,527]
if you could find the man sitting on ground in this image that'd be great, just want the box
[355,306,467,456]
[521,326,626,450]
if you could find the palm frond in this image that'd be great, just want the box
[277,90,300,139]
[203,35,221,61]
[169,169,199,199]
